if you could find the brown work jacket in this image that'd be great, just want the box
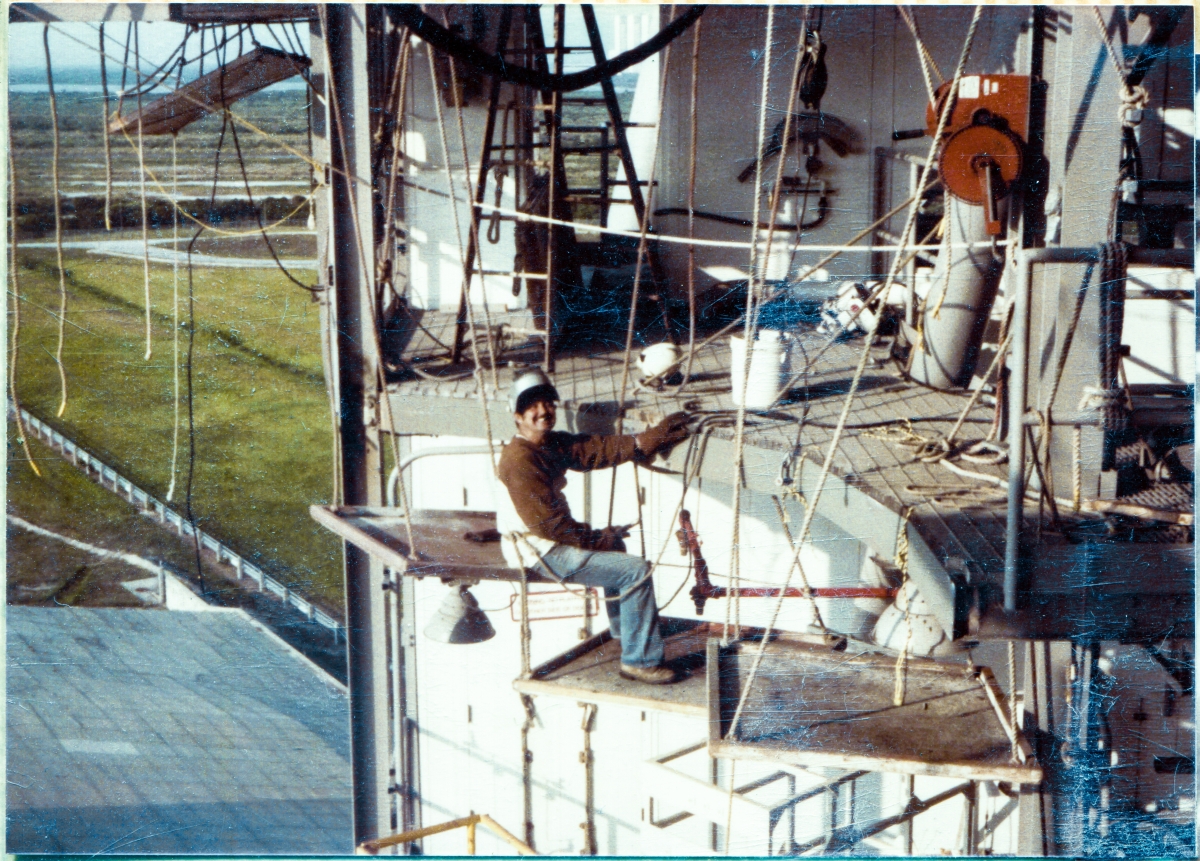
[497,432,645,550]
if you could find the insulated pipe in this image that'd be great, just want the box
[910,195,1005,389]
[1002,246,1190,613]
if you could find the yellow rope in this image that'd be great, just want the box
[117,121,321,238]
[16,11,340,183]
[45,25,69,418]
[8,134,42,477]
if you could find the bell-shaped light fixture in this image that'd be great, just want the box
[424,584,496,644]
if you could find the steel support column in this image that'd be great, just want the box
[325,3,390,845]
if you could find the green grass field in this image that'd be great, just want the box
[9,243,345,608]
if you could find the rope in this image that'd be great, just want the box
[892,507,913,706]
[897,6,944,102]
[115,122,322,238]
[99,23,114,231]
[226,109,321,293]
[319,5,417,556]
[1007,639,1019,761]
[725,5,984,743]
[45,26,70,418]
[8,132,41,477]
[134,23,154,361]
[727,5,780,643]
[440,7,500,389]
[425,34,498,464]
[607,16,674,525]
[18,14,335,183]
[639,193,920,389]
[1080,424,1089,513]
[474,198,953,253]
[166,135,181,502]
[770,493,830,635]
[683,15,702,389]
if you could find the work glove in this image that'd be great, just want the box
[636,411,694,456]
[593,524,631,552]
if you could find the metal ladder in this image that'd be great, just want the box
[448,4,657,371]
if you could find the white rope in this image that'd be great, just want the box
[440,7,500,391]
[133,23,154,361]
[45,25,70,418]
[425,41,498,464]
[474,200,980,253]
[167,135,181,502]
[725,5,985,742]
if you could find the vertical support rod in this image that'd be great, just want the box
[326,4,390,845]
[1004,251,1031,612]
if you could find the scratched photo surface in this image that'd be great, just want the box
[5,3,1195,857]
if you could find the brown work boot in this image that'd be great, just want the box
[619,663,677,685]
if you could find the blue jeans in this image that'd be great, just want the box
[538,542,665,668]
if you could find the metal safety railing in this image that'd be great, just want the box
[10,402,345,640]
[356,813,536,856]
[1003,245,1192,612]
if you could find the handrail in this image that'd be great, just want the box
[386,445,499,508]
[1003,246,1192,612]
[357,813,536,856]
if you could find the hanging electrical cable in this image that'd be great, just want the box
[9,130,41,477]
[44,25,69,418]
[389,5,704,93]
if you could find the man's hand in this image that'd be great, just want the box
[595,523,633,552]
[636,411,695,456]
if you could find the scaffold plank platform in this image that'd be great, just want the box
[514,618,725,715]
[707,636,1042,784]
[308,506,554,584]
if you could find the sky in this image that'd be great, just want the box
[7,7,660,77]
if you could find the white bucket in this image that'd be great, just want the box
[730,330,791,409]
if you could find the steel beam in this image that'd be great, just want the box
[324,4,390,846]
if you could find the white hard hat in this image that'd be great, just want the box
[509,368,560,413]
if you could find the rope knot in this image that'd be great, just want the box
[1079,386,1130,432]
[1119,83,1149,127]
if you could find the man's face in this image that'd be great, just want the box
[514,397,557,443]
